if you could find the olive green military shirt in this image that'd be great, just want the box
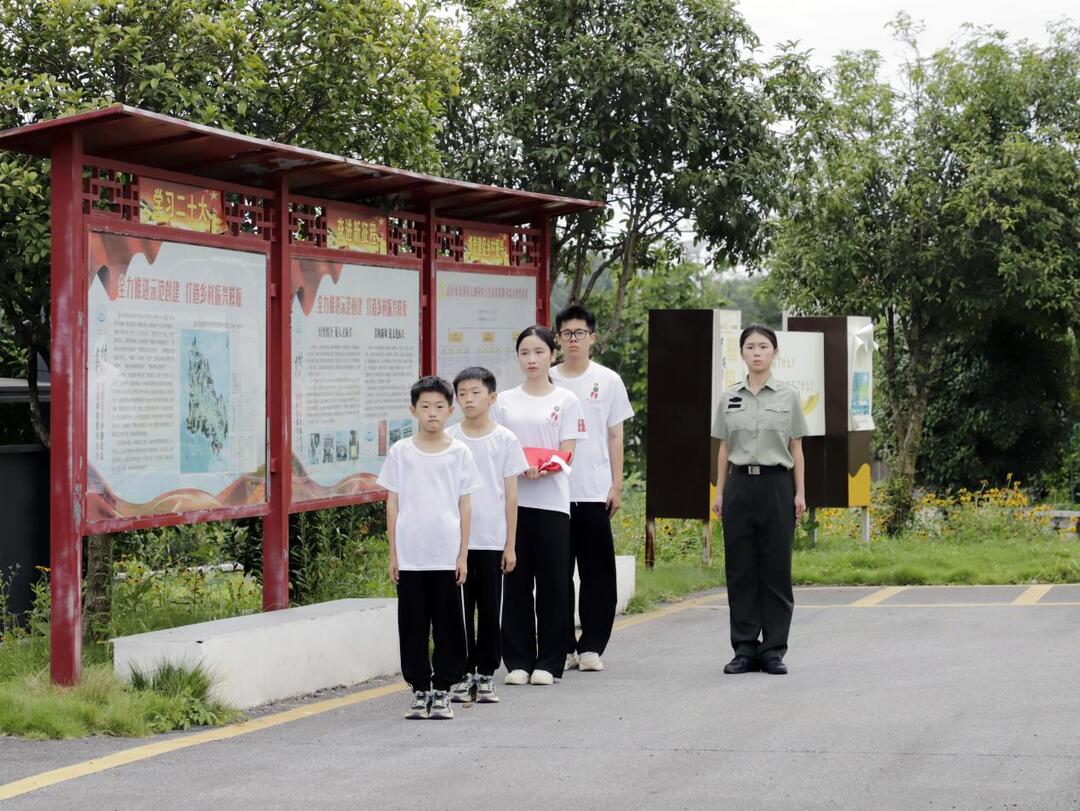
[711,375,808,469]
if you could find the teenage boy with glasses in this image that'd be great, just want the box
[550,304,634,672]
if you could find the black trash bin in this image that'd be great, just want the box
[0,444,49,622]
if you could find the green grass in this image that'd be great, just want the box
[0,643,239,739]
[612,483,1080,611]
[625,563,727,613]
[0,573,244,739]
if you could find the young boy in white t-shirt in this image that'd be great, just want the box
[446,367,529,704]
[377,376,482,720]
[551,304,634,673]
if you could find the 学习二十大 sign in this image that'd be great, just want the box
[463,230,510,266]
[139,177,228,235]
[325,207,388,254]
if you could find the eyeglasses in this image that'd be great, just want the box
[557,329,592,341]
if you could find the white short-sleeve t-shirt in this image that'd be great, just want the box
[376,437,482,570]
[446,423,529,551]
[492,385,588,515]
[551,361,635,502]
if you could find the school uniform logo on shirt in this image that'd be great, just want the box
[590,383,599,399]
[549,405,560,424]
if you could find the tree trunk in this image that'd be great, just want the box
[885,402,925,534]
[882,313,930,534]
[26,346,50,447]
[84,533,114,642]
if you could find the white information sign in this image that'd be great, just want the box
[86,234,267,519]
[744,330,826,436]
[847,315,876,431]
[710,308,743,419]
[291,262,420,501]
[435,271,537,396]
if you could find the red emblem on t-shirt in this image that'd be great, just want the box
[578,418,586,432]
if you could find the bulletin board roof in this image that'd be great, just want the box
[0,105,604,225]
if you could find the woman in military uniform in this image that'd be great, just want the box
[711,325,807,675]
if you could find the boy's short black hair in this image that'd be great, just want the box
[410,375,454,406]
[555,303,596,332]
[453,366,497,394]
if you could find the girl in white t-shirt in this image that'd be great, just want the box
[493,325,587,686]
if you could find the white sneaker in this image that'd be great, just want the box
[404,690,429,720]
[578,652,604,671]
[428,690,454,720]
[504,669,530,685]
[449,675,474,703]
[565,653,579,671]
[529,669,554,685]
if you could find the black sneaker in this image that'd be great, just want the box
[428,690,454,719]
[474,675,500,703]
[404,690,429,719]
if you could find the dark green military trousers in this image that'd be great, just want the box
[721,465,796,661]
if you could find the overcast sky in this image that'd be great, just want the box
[737,0,1075,73]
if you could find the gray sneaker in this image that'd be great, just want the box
[404,690,429,720]
[474,675,500,703]
[428,690,454,720]
[450,675,475,703]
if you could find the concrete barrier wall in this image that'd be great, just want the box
[114,555,637,709]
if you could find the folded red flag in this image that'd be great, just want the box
[523,447,573,473]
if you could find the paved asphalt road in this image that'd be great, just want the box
[2,585,1079,809]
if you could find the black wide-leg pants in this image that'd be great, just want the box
[720,468,796,661]
[464,549,503,677]
[396,570,467,692]
[501,506,570,677]
[566,502,618,656]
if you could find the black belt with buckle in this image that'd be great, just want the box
[731,464,788,476]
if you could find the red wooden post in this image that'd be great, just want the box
[537,217,551,326]
[49,130,85,684]
[421,202,437,375]
[262,174,291,610]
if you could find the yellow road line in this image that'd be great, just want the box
[613,593,725,631]
[0,591,726,801]
[0,682,406,802]
[1012,584,1054,605]
[800,601,1080,609]
[850,586,909,607]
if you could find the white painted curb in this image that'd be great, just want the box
[113,556,637,709]
[113,599,399,710]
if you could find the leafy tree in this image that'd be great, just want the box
[766,17,1080,529]
[577,246,728,473]
[0,0,460,445]
[914,324,1080,493]
[715,274,782,328]
[443,0,819,341]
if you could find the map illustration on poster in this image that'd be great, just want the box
[291,260,420,503]
[86,233,267,522]
[179,329,231,474]
[435,271,537,401]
